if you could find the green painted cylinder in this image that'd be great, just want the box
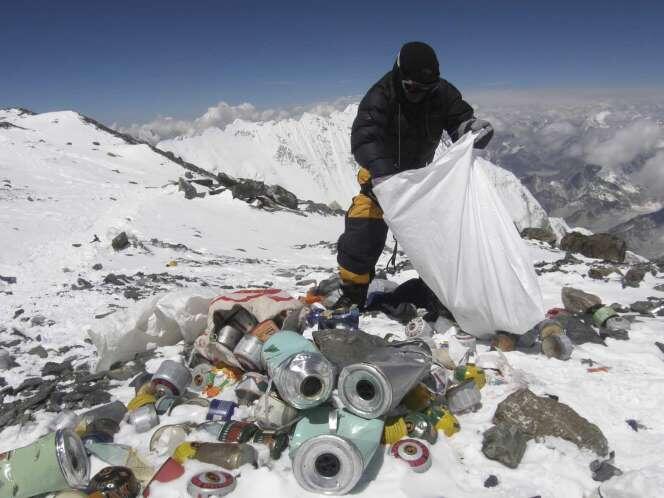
[0,430,89,498]
[261,330,317,370]
[592,306,618,327]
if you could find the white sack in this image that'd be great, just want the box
[87,288,214,372]
[373,133,544,338]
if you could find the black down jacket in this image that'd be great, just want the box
[351,65,474,178]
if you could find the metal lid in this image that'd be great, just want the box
[187,470,236,497]
[55,429,90,490]
[338,363,392,419]
[273,352,335,410]
[292,434,363,495]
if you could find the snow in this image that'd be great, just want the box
[2,109,664,498]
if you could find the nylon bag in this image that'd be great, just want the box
[373,133,544,338]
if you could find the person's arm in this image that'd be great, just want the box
[443,80,494,149]
[351,83,396,178]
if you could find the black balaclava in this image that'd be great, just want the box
[396,41,440,103]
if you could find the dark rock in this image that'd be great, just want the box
[22,383,56,409]
[30,315,46,326]
[561,287,602,314]
[482,423,530,468]
[655,342,664,354]
[521,227,557,245]
[599,328,629,341]
[0,275,17,284]
[15,377,44,394]
[184,171,193,179]
[27,345,48,358]
[622,267,646,288]
[654,283,664,293]
[178,177,198,199]
[13,308,24,319]
[191,178,214,188]
[209,187,226,196]
[217,171,239,188]
[560,232,626,263]
[590,452,622,482]
[92,263,103,270]
[112,231,130,251]
[588,266,618,280]
[625,419,646,432]
[266,185,298,210]
[484,475,499,488]
[92,141,100,145]
[630,300,656,314]
[41,360,73,377]
[72,243,82,247]
[555,315,604,346]
[493,388,609,456]
[609,303,630,313]
[72,277,93,290]
[123,287,141,300]
[104,273,128,285]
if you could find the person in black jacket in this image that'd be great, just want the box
[336,41,494,307]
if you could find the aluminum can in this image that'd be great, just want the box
[206,399,237,422]
[0,429,89,498]
[390,438,432,473]
[263,331,335,410]
[226,306,259,334]
[187,470,236,497]
[454,331,477,355]
[405,317,434,338]
[251,391,300,431]
[128,404,159,433]
[216,324,244,350]
[290,407,384,495]
[151,360,193,397]
[446,379,482,414]
[233,334,264,371]
[190,363,214,392]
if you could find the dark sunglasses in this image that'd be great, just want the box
[401,79,439,94]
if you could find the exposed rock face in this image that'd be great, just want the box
[493,389,609,456]
[588,266,620,280]
[231,179,299,210]
[521,227,557,245]
[560,232,627,263]
[178,177,199,199]
[609,207,664,259]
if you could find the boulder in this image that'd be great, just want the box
[588,266,619,280]
[521,227,557,246]
[630,300,657,314]
[266,185,298,210]
[112,231,130,251]
[554,314,604,345]
[493,388,609,456]
[482,423,530,468]
[178,177,198,200]
[622,267,646,288]
[560,232,626,263]
[561,287,602,314]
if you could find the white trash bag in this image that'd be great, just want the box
[373,132,544,338]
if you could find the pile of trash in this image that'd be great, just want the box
[0,278,629,498]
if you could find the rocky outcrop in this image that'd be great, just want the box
[560,232,627,263]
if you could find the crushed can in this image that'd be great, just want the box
[89,466,140,498]
[233,334,264,371]
[404,412,438,444]
[405,317,434,338]
[290,406,384,495]
[252,431,290,460]
[235,372,268,405]
[453,364,486,389]
[81,401,128,426]
[426,406,461,437]
[421,364,450,401]
[0,429,90,498]
[128,404,159,433]
[251,391,300,431]
[187,470,236,497]
[338,343,431,419]
[250,319,280,342]
[541,333,574,360]
[262,331,335,410]
[190,442,257,469]
[206,399,237,423]
[218,421,259,443]
[151,360,193,397]
[446,379,482,414]
[390,439,432,473]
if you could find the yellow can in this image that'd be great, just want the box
[403,384,433,412]
[127,393,157,412]
[453,364,486,389]
[382,416,408,445]
[427,407,461,437]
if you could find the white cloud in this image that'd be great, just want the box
[115,96,359,144]
[584,119,663,169]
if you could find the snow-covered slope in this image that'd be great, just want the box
[158,106,549,229]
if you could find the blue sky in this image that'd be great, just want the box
[2,0,662,126]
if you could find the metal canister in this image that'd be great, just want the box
[454,331,477,355]
[154,395,179,415]
[421,364,449,400]
[89,466,140,498]
[426,406,461,437]
[405,317,434,338]
[190,442,257,469]
[206,399,237,422]
[226,305,259,334]
[252,431,290,460]
[453,364,487,389]
[541,333,574,360]
[216,324,244,350]
[251,391,300,431]
[191,363,214,392]
[446,379,482,414]
[338,345,431,419]
[250,319,280,342]
[81,401,128,426]
[128,404,159,433]
[235,372,268,405]
[262,331,335,410]
[382,417,409,445]
[151,360,193,397]
[187,470,236,497]
[233,334,264,371]
[592,306,618,328]
[390,439,432,473]
[0,429,90,498]
[290,407,384,495]
[218,421,259,443]
[404,412,438,444]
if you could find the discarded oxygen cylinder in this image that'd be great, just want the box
[215,324,244,350]
[0,429,90,498]
[405,317,434,338]
[262,331,335,409]
[128,404,159,433]
[189,442,257,469]
[337,343,431,419]
[151,360,193,397]
[290,406,384,495]
[541,333,574,360]
[233,334,264,371]
[187,470,236,497]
